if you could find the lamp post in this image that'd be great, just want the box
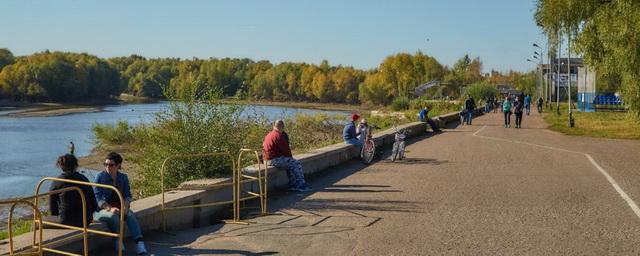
[533,46,544,101]
[534,43,550,109]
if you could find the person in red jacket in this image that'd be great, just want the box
[262,120,311,192]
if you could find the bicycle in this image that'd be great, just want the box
[391,127,408,162]
[360,125,376,164]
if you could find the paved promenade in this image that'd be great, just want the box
[102,112,640,255]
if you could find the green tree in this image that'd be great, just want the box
[535,0,640,119]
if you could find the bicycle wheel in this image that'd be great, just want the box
[363,140,375,164]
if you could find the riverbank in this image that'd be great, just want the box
[0,99,119,118]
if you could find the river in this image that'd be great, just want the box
[0,102,348,200]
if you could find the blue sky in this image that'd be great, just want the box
[0,0,545,72]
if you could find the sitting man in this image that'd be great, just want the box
[343,113,362,148]
[262,120,311,192]
[419,106,441,132]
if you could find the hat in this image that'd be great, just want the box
[351,113,360,121]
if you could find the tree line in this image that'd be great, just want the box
[0,48,533,105]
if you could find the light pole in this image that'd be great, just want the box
[533,43,545,105]
[533,53,543,100]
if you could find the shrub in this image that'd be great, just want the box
[391,96,410,111]
[130,89,257,197]
[92,120,134,146]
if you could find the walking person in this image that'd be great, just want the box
[493,96,499,113]
[464,95,476,125]
[94,152,147,255]
[263,120,311,192]
[536,96,544,114]
[514,97,524,128]
[502,96,512,128]
[524,94,532,115]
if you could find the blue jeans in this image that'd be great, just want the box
[465,111,473,125]
[93,209,143,241]
[269,156,307,189]
[345,138,363,148]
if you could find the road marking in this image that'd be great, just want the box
[472,125,640,220]
[585,153,640,218]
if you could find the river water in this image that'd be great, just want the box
[0,102,348,200]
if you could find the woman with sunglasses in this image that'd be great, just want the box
[93,152,147,255]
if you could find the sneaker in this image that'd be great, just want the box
[135,241,147,255]
[289,186,312,192]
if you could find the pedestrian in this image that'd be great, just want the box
[514,97,524,128]
[485,97,492,113]
[464,95,476,125]
[536,96,544,114]
[502,96,512,128]
[524,94,532,115]
[45,154,97,228]
[94,152,147,255]
[493,96,499,113]
[68,141,75,155]
[263,120,311,192]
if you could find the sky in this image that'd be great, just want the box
[0,0,546,73]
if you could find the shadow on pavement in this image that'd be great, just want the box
[146,247,278,256]
[376,158,449,165]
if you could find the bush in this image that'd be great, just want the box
[464,81,497,103]
[92,120,134,146]
[391,96,410,111]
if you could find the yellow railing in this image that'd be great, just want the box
[160,150,270,230]
[33,177,126,256]
[2,198,44,255]
[160,152,238,230]
[236,149,268,216]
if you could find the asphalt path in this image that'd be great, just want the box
[100,111,640,256]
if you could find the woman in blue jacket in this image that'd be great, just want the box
[94,152,147,255]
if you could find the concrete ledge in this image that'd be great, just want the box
[1,109,478,255]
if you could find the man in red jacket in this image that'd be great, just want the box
[263,120,311,192]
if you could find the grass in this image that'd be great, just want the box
[544,104,640,140]
[0,218,33,240]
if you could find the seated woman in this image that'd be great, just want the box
[93,152,147,255]
[46,154,97,228]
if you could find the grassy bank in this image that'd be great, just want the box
[0,218,33,240]
[544,104,640,140]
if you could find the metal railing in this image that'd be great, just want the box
[2,198,45,255]
[236,149,268,216]
[33,177,126,256]
[160,152,238,231]
[160,150,270,230]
